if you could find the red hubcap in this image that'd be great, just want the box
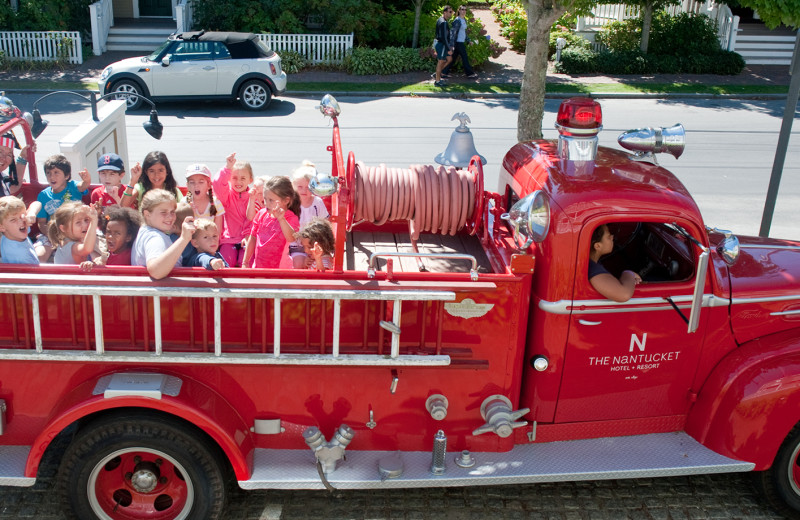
[90,449,192,520]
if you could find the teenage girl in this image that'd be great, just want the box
[289,160,330,268]
[184,164,225,226]
[122,151,184,209]
[242,176,299,269]
[131,189,195,280]
[49,201,98,265]
[296,218,335,272]
[213,152,259,267]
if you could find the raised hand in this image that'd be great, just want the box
[226,152,236,170]
[129,162,142,185]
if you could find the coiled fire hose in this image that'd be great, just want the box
[352,162,482,240]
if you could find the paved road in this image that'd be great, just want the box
[0,431,785,520]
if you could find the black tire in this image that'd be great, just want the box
[112,80,144,110]
[58,411,228,520]
[238,79,272,110]
[754,424,800,519]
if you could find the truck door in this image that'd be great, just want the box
[553,219,710,423]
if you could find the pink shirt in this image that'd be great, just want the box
[249,208,299,268]
[213,167,253,244]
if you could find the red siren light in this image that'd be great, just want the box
[555,97,602,136]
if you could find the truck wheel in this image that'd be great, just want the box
[58,413,227,520]
[112,80,144,110]
[238,80,272,110]
[755,425,800,518]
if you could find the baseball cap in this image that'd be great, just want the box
[97,153,124,172]
[186,163,212,179]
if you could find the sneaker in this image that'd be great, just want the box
[466,73,478,79]
[434,80,446,87]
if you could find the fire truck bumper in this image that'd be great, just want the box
[0,446,35,486]
[239,432,755,490]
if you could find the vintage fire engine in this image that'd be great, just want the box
[1,93,799,520]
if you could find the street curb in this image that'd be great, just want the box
[4,88,788,102]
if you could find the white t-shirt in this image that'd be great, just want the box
[132,225,178,267]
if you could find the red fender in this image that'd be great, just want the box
[25,372,254,480]
[686,327,800,470]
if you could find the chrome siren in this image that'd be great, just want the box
[618,124,685,160]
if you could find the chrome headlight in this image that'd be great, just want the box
[100,67,112,81]
[501,190,550,250]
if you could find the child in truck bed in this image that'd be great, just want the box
[242,176,299,269]
[185,219,228,271]
[184,163,225,224]
[49,201,98,265]
[123,151,184,210]
[295,217,334,272]
[81,206,141,269]
[213,152,258,267]
[132,189,195,280]
[289,160,329,269]
[0,196,38,265]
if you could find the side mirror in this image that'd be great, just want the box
[161,56,171,67]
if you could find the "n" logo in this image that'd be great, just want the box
[629,333,647,352]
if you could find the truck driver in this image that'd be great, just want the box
[589,223,642,302]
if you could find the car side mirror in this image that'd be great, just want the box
[161,56,170,67]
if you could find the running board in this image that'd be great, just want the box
[239,432,754,490]
[0,446,35,486]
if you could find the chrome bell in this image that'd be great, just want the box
[318,94,341,118]
[435,112,486,168]
[618,124,685,159]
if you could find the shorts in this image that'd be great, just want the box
[434,42,448,61]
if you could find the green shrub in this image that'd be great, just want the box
[596,19,641,52]
[598,11,722,56]
[555,47,745,75]
[385,10,437,48]
[344,46,435,75]
[491,0,526,52]
[554,46,598,74]
[277,49,308,73]
[549,25,591,59]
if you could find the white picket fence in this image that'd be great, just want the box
[258,33,353,64]
[0,31,83,64]
[577,0,710,29]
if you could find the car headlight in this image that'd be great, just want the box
[100,67,112,81]
[500,190,550,250]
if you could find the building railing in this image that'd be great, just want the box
[577,0,712,30]
[175,0,193,34]
[259,33,354,64]
[0,31,83,64]
[0,274,457,367]
[89,0,113,57]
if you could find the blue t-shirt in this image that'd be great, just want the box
[588,260,609,279]
[186,251,229,270]
[36,180,88,220]
[0,235,39,265]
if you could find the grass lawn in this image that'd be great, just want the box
[2,79,788,97]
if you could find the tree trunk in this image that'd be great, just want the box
[640,2,654,53]
[517,1,566,142]
[412,0,424,48]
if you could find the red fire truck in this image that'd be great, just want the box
[1,94,799,520]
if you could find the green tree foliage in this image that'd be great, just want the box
[617,0,680,52]
[2,0,94,37]
[736,0,800,28]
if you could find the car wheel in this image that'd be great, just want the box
[113,80,144,110]
[239,80,272,110]
[58,412,228,520]
[755,424,800,518]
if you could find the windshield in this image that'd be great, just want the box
[146,40,172,61]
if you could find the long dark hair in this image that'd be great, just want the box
[265,176,300,216]
[141,151,178,196]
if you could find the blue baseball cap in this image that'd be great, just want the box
[97,153,124,172]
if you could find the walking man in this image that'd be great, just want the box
[443,5,477,79]
[434,5,454,87]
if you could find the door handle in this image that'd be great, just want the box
[578,319,601,326]
[203,66,215,71]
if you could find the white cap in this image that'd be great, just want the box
[186,163,212,179]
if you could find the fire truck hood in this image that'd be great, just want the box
[726,234,800,345]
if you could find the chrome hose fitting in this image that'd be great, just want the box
[430,429,447,475]
[303,424,355,475]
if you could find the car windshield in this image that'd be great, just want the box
[146,40,172,61]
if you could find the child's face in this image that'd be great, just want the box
[146,162,168,189]
[63,209,92,241]
[191,226,220,255]
[0,209,29,242]
[99,170,124,189]
[301,237,315,256]
[186,175,210,200]
[143,201,177,234]
[231,169,251,193]
[264,190,289,212]
[45,167,68,192]
[293,178,312,201]
[105,220,132,254]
